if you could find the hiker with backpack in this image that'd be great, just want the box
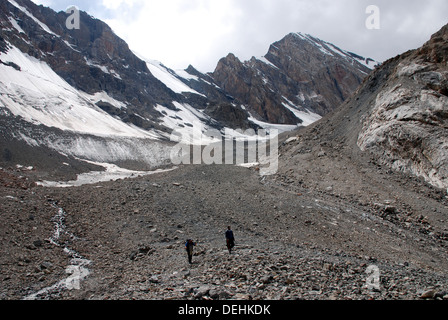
[185,239,196,264]
[226,226,235,254]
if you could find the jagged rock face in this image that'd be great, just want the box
[355,24,448,189]
[212,33,375,124]
[0,0,179,130]
[277,24,448,190]
[0,0,261,133]
[264,33,372,114]
[182,65,234,105]
[213,53,299,124]
[418,24,448,65]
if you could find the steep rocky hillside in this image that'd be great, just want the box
[211,33,377,124]
[357,24,448,190]
[273,24,448,287]
[0,0,173,131]
[277,23,448,190]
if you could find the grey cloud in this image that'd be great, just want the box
[32,0,448,71]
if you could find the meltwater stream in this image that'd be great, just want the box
[23,204,91,300]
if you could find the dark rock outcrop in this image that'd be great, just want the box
[211,33,376,124]
[279,23,448,190]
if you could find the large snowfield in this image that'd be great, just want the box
[0,45,160,139]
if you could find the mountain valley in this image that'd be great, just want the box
[0,0,447,302]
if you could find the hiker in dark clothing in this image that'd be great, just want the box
[225,226,235,254]
[185,239,196,264]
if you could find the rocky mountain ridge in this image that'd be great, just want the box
[277,23,448,191]
[211,32,377,125]
[0,0,376,167]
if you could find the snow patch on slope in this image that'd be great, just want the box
[146,60,205,96]
[155,102,207,129]
[175,69,199,81]
[8,0,58,37]
[8,17,25,34]
[257,56,280,70]
[0,44,158,139]
[281,97,322,127]
[38,161,177,188]
[295,32,379,69]
[248,114,299,134]
[155,102,220,144]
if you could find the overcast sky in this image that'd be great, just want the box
[31,0,448,72]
